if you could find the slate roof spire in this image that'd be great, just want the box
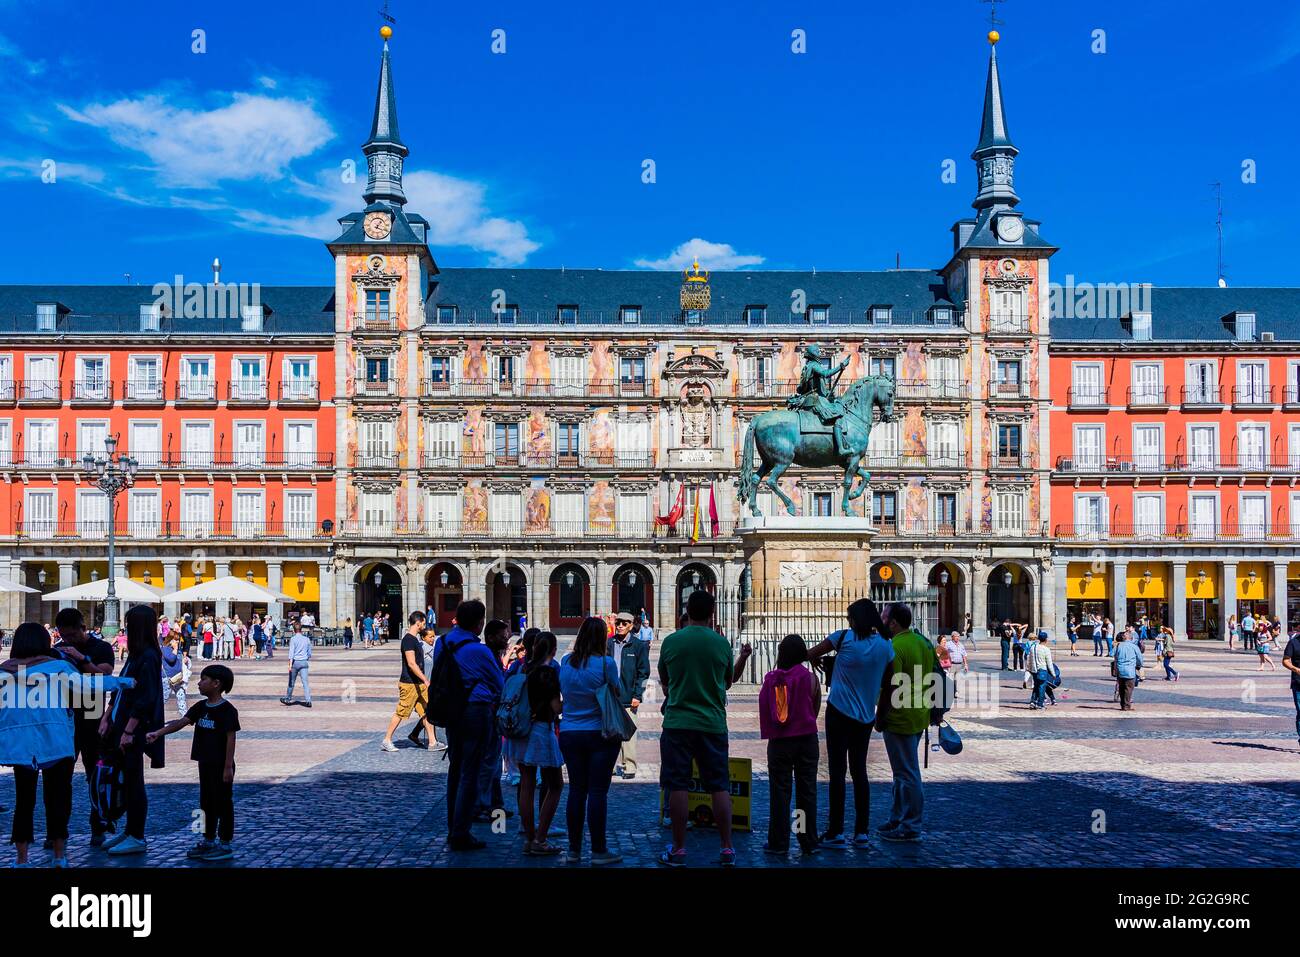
[971,31,1019,211]
[362,26,408,207]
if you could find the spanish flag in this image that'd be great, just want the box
[690,487,701,543]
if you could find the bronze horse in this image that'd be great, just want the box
[738,375,896,517]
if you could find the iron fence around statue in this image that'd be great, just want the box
[714,586,938,682]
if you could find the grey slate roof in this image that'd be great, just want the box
[976,46,1015,155]
[1052,286,1300,343]
[954,208,1055,252]
[365,43,405,151]
[0,285,336,336]
[425,268,955,324]
[329,204,430,248]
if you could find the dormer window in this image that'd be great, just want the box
[436,304,458,324]
[807,306,829,324]
[684,310,704,325]
[744,306,767,324]
[241,305,264,332]
[557,305,578,323]
[1130,311,1152,341]
[36,303,58,332]
[931,306,954,327]
[1231,311,1256,342]
[869,306,892,325]
[620,306,641,324]
[139,303,163,332]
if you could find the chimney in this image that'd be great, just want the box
[212,257,222,285]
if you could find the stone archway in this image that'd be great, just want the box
[355,561,403,642]
[986,561,1037,630]
[549,563,591,633]
[425,562,463,632]
[486,563,529,634]
[675,562,717,629]
[611,562,654,625]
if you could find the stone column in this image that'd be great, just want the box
[57,561,75,612]
[215,560,231,618]
[1220,561,1237,638]
[657,558,674,633]
[339,560,356,626]
[1171,561,1188,640]
[531,558,545,631]
[970,563,987,642]
[594,558,610,617]
[1110,561,1128,625]
[466,558,483,603]
[1038,562,1054,634]
[910,557,926,597]
[163,560,181,621]
[1271,560,1287,629]
[267,560,284,626]
[1052,562,1068,635]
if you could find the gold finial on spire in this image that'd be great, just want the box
[983,0,1005,45]
[380,24,393,40]
[988,29,999,44]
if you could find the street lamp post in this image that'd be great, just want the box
[82,435,138,639]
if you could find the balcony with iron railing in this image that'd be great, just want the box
[417,307,967,329]
[175,379,217,404]
[986,312,1031,335]
[8,450,334,471]
[1180,385,1225,407]
[1054,523,1300,543]
[863,452,970,471]
[355,453,400,470]
[352,312,397,332]
[11,519,331,542]
[1055,453,1300,476]
[895,379,970,401]
[122,379,166,404]
[418,450,658,470]
[424,378,659,399]
[355,377,398,398]
[1126,386,1169,409]
[986,450,1035,470]
[1066,387,1109,409]
[0,379,14,404]
[227,380,270,405]
[989,379,1031,400]
[1231,385,1276,408]
[69,380,113,405]
[17,380,61,405]
[278,380,320,405]
[1285,385,1300,407]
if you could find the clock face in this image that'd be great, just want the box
[364,211,392,240]
[996,216,1024,243]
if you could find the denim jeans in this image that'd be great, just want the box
[557,730,620,854]
[1293,690,1300,743]
[1031,673,1048,707]
[1163,658,1179,680]
[286,662,311,702]
[881,730,924,835]
[1092,637,1103,655]
[477,728,505,811]
[1105,636,1114,656]
[1000,639,1011,669]
[446,702,494,842]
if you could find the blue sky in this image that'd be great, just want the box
[2,0,1299,287]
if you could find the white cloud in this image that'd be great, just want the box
[60,91,334,188]
[634,237,764,271]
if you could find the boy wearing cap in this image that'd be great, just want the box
[1028,630,1056,710]
[608,611,651,778]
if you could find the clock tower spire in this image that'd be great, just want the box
[972,29,1019,211]
[363,25,408,207]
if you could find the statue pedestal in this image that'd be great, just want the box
[736,516,877,595]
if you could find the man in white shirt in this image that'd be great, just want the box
[1241,612,1257,652]
[946,630,969,697]
[1028,630,1056,710]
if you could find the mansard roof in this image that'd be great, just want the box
[1052,286,1300,343]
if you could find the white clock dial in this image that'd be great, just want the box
[996,216,1024,243]
[364,212,392,240]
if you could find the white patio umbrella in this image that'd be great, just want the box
[0,576,39,594]
[42,577,164,603]
[161,575,293,605]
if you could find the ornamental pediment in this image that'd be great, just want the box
[662,348,728,380]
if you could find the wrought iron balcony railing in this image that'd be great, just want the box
[11,520,332,542]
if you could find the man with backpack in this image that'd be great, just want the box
[429,599,502,851]
[608,611,651,779]
[875,602,939,843]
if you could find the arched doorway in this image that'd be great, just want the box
[676,563,717,629]
[356,562,403,642]
[929,562,964,635]
[487,563,528,634]
[426,562,463,632]
[549,564,590,633]
[986,563,1034,630]
[612,563,654,626]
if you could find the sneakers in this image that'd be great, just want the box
[101,830,130,850]
[51,857,69,868]
[718,847,737,867]
[819,832,850,849]
[658,845,687,868]
[279,697,293,705]
[591,850,623,866]
[107,835,148,856]
[881,830,922,843]
[876,823,900,837]
[622,772,637,780]
[186,839,216,860]
[852,834,873,848]
[203,841,234,861]
[379,739,398,753]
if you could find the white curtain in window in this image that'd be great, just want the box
[130,490,160,538]
[553,491,584,537]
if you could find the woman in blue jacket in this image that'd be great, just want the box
[0,622,135,867]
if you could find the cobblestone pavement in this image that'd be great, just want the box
[2,641,1297,867]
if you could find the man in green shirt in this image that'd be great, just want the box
[657,590,751,867]
[877,602,937,843]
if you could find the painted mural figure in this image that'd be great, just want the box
[785,344,851,452]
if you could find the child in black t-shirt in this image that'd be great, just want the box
[147,664,241,861]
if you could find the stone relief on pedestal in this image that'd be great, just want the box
[681,383,713,449]
[779,560,843,592]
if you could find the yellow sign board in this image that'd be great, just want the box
[659,757,752,831]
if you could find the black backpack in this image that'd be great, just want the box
[426,638,477,728]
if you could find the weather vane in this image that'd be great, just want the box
[379,0,395,24]
[982,0,1006,30]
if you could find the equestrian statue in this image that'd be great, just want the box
[739,345,896,517]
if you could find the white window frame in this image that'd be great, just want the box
[232,489,265,536]
[181,419,215,468]
[1238,491,1268,538]
[24,354,58,402]
[1186,423,1219,471]
[233,420,265,467]
[181,489,214,537]
[77,419,110,461]
[1236,359,1267,404]
[128,488,161,538]
[1072,492,1108,540]
[283,420,317,469]
[24,488,57,539]
[1236,422,1268,471]
[24,418,58,466]
[1131,423,1163,471]
[180,354,215,401]
[1072,424,1105,470]
[231,355,267,402]
[74,354,110,401]
[282,355,317,401]
[0,418,11,467]
[1133,492,1164,541]
[284,490,316,537]
[1185,359,1218,403]
[129,420,163,468]
[1130,361,1163,405]
[127,354,164,401]
[1188,492,1219,541]
[1070,361,1105,405]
